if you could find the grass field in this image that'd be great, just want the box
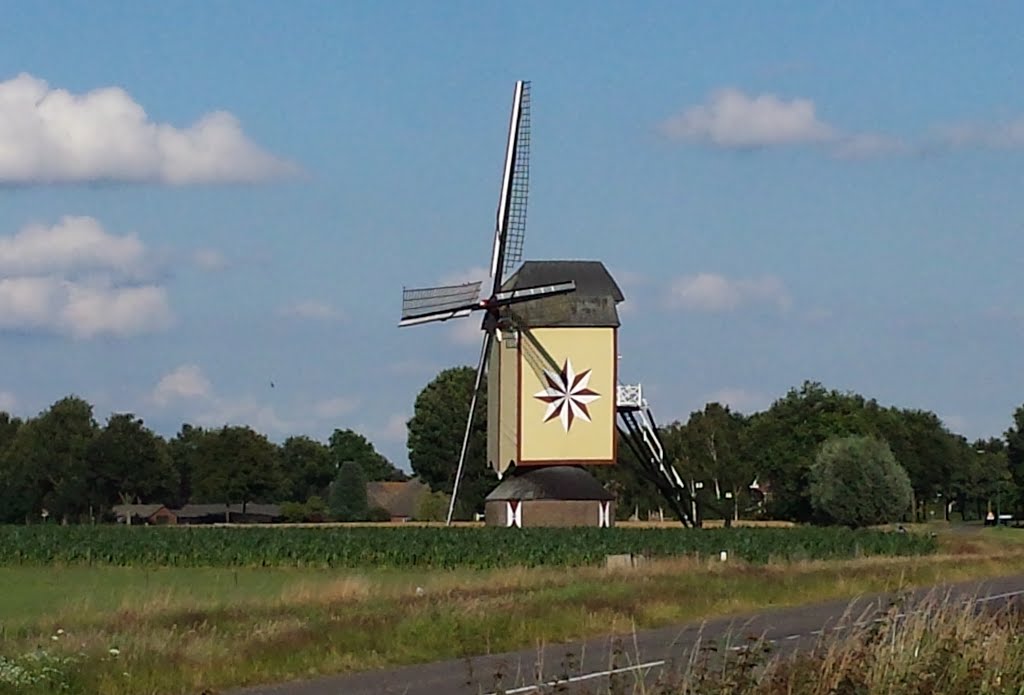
[1,524,1022,694]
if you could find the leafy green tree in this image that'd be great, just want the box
[747,382,877,521]
[0,412,21,455]
[0,396,99,523]
[809,435,913,528]
[328,428,406,482]
[280,435,334,501]
[167,424,206,506]
[1005,405,1024,516]
[191,426,284,509]
[85,413,178,511]
[678,403,752,523]
[407,366,490,520]
[875,408,962,521]
[329,460,368,521]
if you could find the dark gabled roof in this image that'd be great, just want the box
[485,466,615,502]
[367,479,430,518]
[500,260,624,328]
[175,503,282,518]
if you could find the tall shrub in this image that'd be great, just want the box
[810,435,912,528]
[329,460,369,522]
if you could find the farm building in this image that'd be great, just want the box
[174,503,283,525]
[367,478,432,522]
[484,466,615,528]
[113,504,177,525]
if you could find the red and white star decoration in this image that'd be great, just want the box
[533,358,601,432]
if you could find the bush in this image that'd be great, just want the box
[810,435,913,528]
[279,501,306,523]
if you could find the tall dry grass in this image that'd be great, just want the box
[572,590,1024,694]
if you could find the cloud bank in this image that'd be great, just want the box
[661,87,1024,159]
[0,73,297,184]
[0,216,172,338]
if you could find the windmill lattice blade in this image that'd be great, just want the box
[447,329,493,526]
[400,282,483,323]
[501,80,529,280]
[490,80,530,295]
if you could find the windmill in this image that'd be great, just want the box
[398,81,577,524]
[399,81,698,528]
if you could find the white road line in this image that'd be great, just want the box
[485,659,665,695]
[483,587,1024,695]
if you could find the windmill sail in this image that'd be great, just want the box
[490,80,531,294]
[399,281,483,326]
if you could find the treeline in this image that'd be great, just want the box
[0,395,406,524]
[603,381,1024,525]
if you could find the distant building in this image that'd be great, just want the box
[174,503,283,525]
[113,504,177,525]
[366,479,432,522]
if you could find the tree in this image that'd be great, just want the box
[407,366,490,520]
[678,403,752,524]
[191,426,284,509]
[85,413,178,512]
[280,435,334,501]
[809,435,913,528]
[0,396,99,523]
[0,412,21,455]
[1005,405,1024,516]
[329,460,368,521]
[167,424,206,507]
[328,429,406,482]
[747,381,878,521]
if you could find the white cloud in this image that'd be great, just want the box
[0,390,16,412]
[668,272,790,312]
[703,388,770,414]
[195,397,295,435]
[312,396,359,420]
[661,88,835,148]
[0,216,145,277]
[150,364,361,437]
[0,217,173,339]
[0,275,172,338]
[151,364,213,406]
[0,73,297,185]
[280,300,344,322]
[932,118,1024,149]
[193,248,227,271]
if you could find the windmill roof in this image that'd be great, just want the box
[501,260,623,327]
[485,466,615,502]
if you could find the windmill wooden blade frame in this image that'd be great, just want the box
[399,281,483,326]
[489,80,531,297]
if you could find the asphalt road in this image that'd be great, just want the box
[231,573,1024,695]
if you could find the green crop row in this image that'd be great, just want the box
[0,525,936,569]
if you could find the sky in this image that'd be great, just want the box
[1,2,1023,470]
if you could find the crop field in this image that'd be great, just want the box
[0,524,936,569]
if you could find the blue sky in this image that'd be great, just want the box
[1,2,1023,469]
